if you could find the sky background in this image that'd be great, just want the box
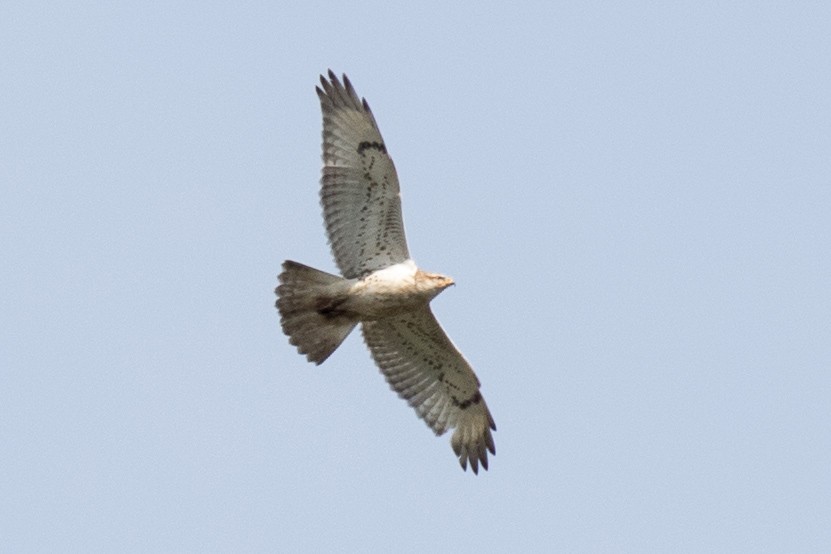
[2,2,830,552]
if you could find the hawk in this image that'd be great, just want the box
[276,71,496,473]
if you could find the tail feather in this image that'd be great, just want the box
[275,260,356,364]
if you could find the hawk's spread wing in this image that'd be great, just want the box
[361,307,496,473]
[317,71,410,279]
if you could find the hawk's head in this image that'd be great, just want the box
[415,270,455,299]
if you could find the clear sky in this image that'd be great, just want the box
[2,2,830,552]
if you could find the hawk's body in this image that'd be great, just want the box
[276,71,496,473]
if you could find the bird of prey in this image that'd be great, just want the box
[276,71,495,473]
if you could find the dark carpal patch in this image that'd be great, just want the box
[452,392,482,410]
[357,141,387,154]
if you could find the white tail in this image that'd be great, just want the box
[275,260,357,364]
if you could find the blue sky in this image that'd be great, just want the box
[2,2,830,552]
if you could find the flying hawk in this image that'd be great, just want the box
[276,71,495,473]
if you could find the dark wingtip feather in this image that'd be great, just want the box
[318,70,372,115]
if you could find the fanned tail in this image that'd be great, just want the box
[275,260,356,364]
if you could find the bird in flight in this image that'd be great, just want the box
[276,71,495,473]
